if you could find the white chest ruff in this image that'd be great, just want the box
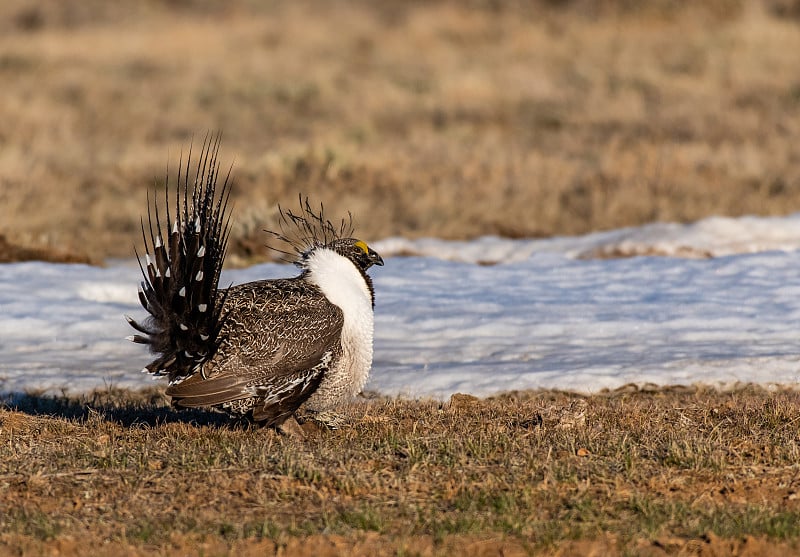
[305,248,374,407]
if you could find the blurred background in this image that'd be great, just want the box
[0,0,798,264]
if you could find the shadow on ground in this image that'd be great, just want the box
[0,387,252,429]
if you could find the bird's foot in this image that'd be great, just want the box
[297,410,347,430]
[276,416,306,438]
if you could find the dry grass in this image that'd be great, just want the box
[2,385,800,555]
[0,0,799,262]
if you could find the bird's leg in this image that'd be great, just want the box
[296,409,347,430]
[276,415,306,438]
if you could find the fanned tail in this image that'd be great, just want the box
[127,134,233,383]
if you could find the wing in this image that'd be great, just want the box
[165,284,344,425]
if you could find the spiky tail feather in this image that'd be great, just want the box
[127,134,232,383]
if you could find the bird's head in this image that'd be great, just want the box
[265,196,383,274]
[327,238,384,271]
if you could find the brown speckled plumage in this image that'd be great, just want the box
[127,135,383,427]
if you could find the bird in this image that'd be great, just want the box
[126,135,384,428]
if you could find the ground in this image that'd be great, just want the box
[0,0,799,263]
[2,386,800,556]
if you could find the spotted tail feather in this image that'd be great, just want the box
[127,134,232,383]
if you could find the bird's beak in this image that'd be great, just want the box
[370,249,384,266]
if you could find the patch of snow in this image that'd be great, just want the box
[374,213,800,264]
[2,213,800,399]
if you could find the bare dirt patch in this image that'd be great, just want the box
[0,233,91,264]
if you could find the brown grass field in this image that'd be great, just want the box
[2,386,800,556]
[0,0,799,263]
[3,1,800,555]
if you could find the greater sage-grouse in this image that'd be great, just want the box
[127,137,383,427]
